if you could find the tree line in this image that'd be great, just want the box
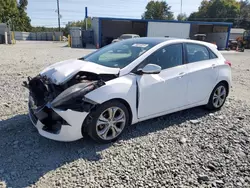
[1,0,250,34]
[143,0,250,29]
[0,0,31,31]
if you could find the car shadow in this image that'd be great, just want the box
[0,106,210,187]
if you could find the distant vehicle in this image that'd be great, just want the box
[24,37,232,143]
[112,34,140,43]
[62,36,68,41]
[243,30,250,49]
[194,34,207,42]
[227,39,244,52]
[233,30,250,50]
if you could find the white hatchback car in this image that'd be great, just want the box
[24,38,232,143]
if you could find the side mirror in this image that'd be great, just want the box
[141,64,162,74]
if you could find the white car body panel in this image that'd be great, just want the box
[137,64,189,118]
[27,38,232,142]
[29,108,88,142]
[40,59,120,85]
[186,59,219,104]
[217,64,232,88]
[85,74,138,124]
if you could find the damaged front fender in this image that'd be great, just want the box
[51,81,103,111]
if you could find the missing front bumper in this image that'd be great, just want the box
[28,104,89,142]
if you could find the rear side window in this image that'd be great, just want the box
[209,49,218,59]
[146,43,183,70]
[186,43,210,63]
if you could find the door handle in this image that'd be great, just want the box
[211,64,216,69]
[179,72,185,78]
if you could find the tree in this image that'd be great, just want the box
[19,0,28,8]
[188,0,240,24]
[188,0,250,29]
[142,0,174,20]
[237,0,250,29]
[0,0,19,25]
[0,0,31,31]
[16,0,31,31]
[177,13,187,21]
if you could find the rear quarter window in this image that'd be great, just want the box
[208,48,218,59]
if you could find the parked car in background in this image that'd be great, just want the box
[62,36,68,42]
[24,37,232,143]
[112,34,140,43]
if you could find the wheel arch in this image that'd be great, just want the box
[105,98,133,126]
[216,80,230,96]
[81,98,134,135]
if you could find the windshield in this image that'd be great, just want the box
[83,39,159,68]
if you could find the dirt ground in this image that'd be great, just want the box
[223,50,250,103]
[0,41,249,188]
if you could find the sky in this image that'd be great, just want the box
[27,0,203,27]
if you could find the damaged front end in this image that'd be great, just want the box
[23,71,112,136]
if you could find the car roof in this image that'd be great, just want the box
[119,37,218,49]
[135,37,216,47]
[121,37,176,44]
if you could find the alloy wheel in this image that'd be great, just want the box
[213,86,227,108]
[96,107,126,140]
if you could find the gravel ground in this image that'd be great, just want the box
[0,42,249,188]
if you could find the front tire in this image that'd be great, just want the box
[206,82,228,110]
[85,100,130,143]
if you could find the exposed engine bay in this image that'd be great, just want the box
[23,71,118,134]
[23,71,117,110]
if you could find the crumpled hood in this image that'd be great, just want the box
[40,59,120,85]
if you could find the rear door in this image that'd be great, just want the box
[136,43,189,119]
[184,43,219,105]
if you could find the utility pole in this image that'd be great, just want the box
[57,0,61,31]
[85,7,88,30]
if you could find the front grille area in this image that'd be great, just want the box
[31,105,69,134]
[28,75,65,108]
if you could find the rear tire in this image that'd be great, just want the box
[85,100,130,144]
[206,82,228,110]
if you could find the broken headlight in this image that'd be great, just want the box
[51,82,96,109]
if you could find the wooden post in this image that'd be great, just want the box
[68,34,71,47]
[12,31,15,44]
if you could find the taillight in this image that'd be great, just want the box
[225,60,232,67]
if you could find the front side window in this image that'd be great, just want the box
[145,43,183,70]
[186,43,210,63]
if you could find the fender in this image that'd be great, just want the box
[216,64,232,88]
[85,74,139,124]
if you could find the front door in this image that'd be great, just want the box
[137,43,189,119]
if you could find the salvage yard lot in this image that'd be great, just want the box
[0,41,249,188]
